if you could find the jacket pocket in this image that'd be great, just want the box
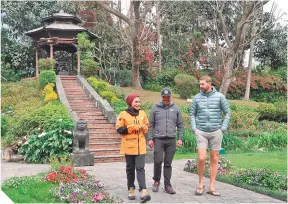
[125,138,137,148]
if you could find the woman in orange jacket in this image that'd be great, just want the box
[116,93,151,203]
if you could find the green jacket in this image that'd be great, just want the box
[190,87,230,133]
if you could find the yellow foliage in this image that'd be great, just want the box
[42,83,58,103]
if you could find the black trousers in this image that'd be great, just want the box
[153,138,176,187]
[125,154,146,191]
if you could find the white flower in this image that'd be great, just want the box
[38,132,46,138]
[64,130,72,134]
[59,118,63,122]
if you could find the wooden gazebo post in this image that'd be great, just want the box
[50,44,54,59]
[35,47,39,78]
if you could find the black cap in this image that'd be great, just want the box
[161,87,172,96]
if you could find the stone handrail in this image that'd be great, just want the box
[55,75,79,122]
[76,75,116,123]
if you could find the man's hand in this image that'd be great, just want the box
[194,129,200,135]
[148,140,154,149]
[177,139,183,147]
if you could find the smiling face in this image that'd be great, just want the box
[131,97,141,110]
[162,96,172,106]
[199,79,212,93]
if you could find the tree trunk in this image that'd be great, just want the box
[219,53,236,95]
[131,1,142,89]
[156,1,162,72]
[244,18,257,101]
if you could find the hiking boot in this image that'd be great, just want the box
[140,189,151,203]
[165,186,176,194]
[128,187,135,200]
[152,181,160,192]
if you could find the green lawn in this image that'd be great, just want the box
[175,150,287,176]
[1,175,60,203]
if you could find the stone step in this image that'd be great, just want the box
[88,128,117,133]
[90,148,120,156]
[90,137,121,142]
[69,103,94,107]
[70,105,95,109]
[77,116,106,120]
[77,112,103,117]
[89,142,121,149]
[87,123,115,128]
[90,132,120,137]
[73,108,99,112]
[94,155,125,163]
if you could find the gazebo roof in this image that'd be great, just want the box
[25,10,99,41]
[41,10,82,24]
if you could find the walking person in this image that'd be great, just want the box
[147,87,184,194]
[116,93,151,203]
[190,76,230,196]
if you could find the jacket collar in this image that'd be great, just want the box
[156,101,174,108]
[200,86,217,97]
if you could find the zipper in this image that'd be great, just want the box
[134,116,140,154]
[166,107,168,138]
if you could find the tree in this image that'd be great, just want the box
[95,1,155,89]
[254,23,287,68]
[244,15,258,101]
[212,1,279,95]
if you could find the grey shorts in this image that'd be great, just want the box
[195,129,223,150]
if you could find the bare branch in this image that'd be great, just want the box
[216,2,233,48]
[96,1,134,26]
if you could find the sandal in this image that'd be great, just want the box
[207,191,221,196]
[195,186,205,196]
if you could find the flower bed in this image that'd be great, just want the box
[45,165,123,203]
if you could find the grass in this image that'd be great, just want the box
[1,174,60,203]
[1,79,44,146]
[224,151,287,175]
[178,150,287,201]
[175,150,287,176]
[119,87,260,108]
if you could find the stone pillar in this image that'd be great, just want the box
[77,50,80,75]
[35,48,39,78]
[50,44,53,59]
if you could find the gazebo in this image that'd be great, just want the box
[25,10,99,77]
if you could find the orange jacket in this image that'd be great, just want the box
[116,110,149,155]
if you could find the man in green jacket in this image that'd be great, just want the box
[190,76,230,196]
[147,87,184,194]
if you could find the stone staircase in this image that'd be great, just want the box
[60,75,125,163]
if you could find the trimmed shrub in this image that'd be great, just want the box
[257,102,287,122]
[81,59,99,78]
[100,91,116,104]
[174,74,198,99]
[39,70,56,88]
[230,111,259,130]
[109,86,125,100]
[247,131,287,150]
[10,102,71,137]
[38,58,56,71]
[222,132,246,151]
[42,83,58,103]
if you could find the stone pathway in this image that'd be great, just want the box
[1,160,285,203]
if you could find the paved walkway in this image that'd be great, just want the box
[1,160,285,203]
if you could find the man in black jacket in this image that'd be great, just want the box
[147,87,184,194]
